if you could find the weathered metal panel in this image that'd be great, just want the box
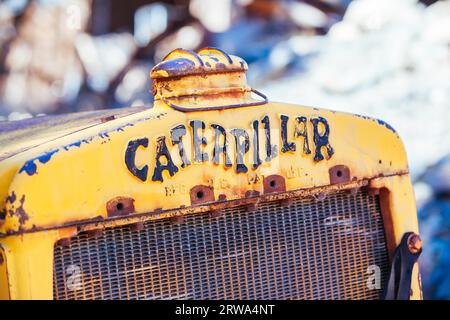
[0,47,421,300]
[0,104,409,236]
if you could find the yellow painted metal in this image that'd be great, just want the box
[0,48,421,299]
[0,245,10,299]
[0,105,410,233]
[369,174,421,300]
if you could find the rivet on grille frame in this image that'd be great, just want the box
[329,165,351,184]
[263,175,286,194]
[190,185,215,205]
[106,196,135,217]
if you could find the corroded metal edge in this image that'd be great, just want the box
[79,179,371,232]
[0,179,369,238]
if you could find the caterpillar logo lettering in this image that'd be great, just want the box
[124,115,333,182]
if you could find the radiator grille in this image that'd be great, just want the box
[53,189,389,300]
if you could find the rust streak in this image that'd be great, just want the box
[0,172,410,238]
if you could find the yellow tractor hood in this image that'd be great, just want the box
[0,48,409,237]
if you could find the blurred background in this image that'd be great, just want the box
[0,0,449,299]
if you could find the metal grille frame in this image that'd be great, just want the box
[53,189,390,300]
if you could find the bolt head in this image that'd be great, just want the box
[407,233,422,254]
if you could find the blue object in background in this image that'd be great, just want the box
[419,198,450,299]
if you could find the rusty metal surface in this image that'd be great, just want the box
[190,185,215,205]
[106,196,135,218]
[263,174,286,194]
[329,165,351,185]
[151,48,248,79]
[5,179,369,237]
[53,189,389,300]
[407,234,422,254]
[151,48,262,112]
[160,88,268,112]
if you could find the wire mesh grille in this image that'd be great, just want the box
[53,189,390,300]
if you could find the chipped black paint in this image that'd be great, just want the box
[311,116,334,161]
[230,128,250,173]
[280,115,296,153]
[190,120,209,162]
[7,194,29,225]
[171,124,191,168]
[6,191,16,204]
[294,116,311,155]
[211,124,232,167]
[252,120,262,169]
[152,136,179,182]
[125,114,334,182]
[261,115,278,162]
[125,138,149,182]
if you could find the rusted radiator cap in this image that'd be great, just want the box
[150,48,267,112]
